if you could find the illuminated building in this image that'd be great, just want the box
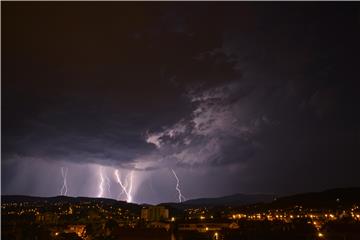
[65,224,86,238]
[35,212,59,224]
[141,206,169,221]
[178,222,239,232]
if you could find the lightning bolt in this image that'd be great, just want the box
[114,169,134,202]
[97,167,105,198]
[127,171,134,203]
[114,170,126,200]
[60,167,68,196]
[171,169,186,203]
[104,175,111,195]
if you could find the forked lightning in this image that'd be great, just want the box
[60,167,68,196]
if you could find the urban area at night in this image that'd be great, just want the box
[2,2,360,240]
[2,188,360,240]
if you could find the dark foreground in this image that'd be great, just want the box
[2,188,360,240]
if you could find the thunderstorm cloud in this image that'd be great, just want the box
[2,3,360,203]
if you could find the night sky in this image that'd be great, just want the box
[2,3,360,204]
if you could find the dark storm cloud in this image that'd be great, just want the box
[2,4,226,167]
[2,3,360,199]
[219,4,360,193]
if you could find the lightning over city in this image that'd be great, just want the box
[2,4,360,240]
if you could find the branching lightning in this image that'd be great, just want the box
[114,169,134,202]
[171,169,186,203]
[97,167,105,198]
[60,167,68,196]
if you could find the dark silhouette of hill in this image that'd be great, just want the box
[160,188,360,209]
[2,187,359,209]
[1,195,127,205]
[180,193,275,206]
[269,187,360,208]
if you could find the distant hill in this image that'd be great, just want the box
[161,188,360,209]
[178,193,275,207]
[1,195,128,206]
[269,187,360,209]
[2,187,359,209]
